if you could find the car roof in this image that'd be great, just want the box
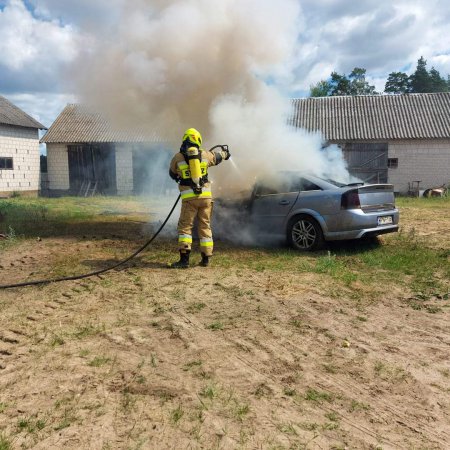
[277,171,343,190]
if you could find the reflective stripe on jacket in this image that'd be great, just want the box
[180,189,212,200]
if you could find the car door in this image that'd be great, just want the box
[250,179,300,233]
[293,177,331,213]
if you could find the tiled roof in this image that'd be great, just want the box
[0,95,46,129]
[41,104,165,144]
[291,92,450,141]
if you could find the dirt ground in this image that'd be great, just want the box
[0,205,449,449]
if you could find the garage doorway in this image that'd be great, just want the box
[68,144,117,195]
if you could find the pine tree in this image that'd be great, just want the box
[384,72,409,94]
[429,67,448,93]
[409,56,432,93]
[309,80,331,97]
[348,68,377,95]
[329,71,351,95]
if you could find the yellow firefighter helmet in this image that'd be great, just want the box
[182,128,202,147]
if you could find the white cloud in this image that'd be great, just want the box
[0,0,83,124]
[7,92,77,129]
[0,0,78,70]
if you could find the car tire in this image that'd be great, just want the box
[287,215,324,251]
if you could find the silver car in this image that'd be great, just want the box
[216,173,399,251]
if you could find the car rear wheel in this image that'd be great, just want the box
[288,215,324,251]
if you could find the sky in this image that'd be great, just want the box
[1,0,450,129]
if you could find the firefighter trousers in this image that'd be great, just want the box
[177,197,214,256]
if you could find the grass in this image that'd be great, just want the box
[0,196,151,238]
[170,405,184,424]
[2,196,448,302]
[199,384,218,400]
[349,400,370,412]
[88,356,111,367]
[186,302,206,313]
[374,360,409,383]
[17,416,46,433]
[207,321,224,331]
[233,402,250,421]
[396,195,450,209]
[0,434,13,450]
[305,388,333,403]
[283,387,296,397]
[72,323,105,340]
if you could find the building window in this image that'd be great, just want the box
[0,157,13,170]
[387,158,398,168]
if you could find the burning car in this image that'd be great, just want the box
[214,173,399,251]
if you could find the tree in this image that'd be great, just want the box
[384,71,409,94]
[348,68,377,95]
[409,56,432,93]
[308,58,450,98]
[329,71,351,95]
[429,67,448,93]
[309,80,331,97]
[309,67,378,97]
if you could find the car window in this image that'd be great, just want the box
[255,184,280,195]
[301,178,322,191]
[255,177,322,195]
[255,179,300,195]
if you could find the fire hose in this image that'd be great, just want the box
[0,194,181,290]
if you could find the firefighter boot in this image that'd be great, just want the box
[169,250,190,269]
[199,252,210,267]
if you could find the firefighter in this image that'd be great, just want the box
[168,128,230,268]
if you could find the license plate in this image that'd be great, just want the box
[378,215,393,225]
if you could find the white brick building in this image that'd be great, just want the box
[0,95,46,197]
[292,93,450,193]
[41,105,173,196]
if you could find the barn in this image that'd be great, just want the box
[43,93,450,196]
[292,92,450,194]
[0,95,46,197]
[41,104,173,196]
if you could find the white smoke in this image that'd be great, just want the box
[72,0,351,198]
[209,87,350,192]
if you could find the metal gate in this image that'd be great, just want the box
[342,143,388,183]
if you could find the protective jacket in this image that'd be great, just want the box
[169,148,226,201]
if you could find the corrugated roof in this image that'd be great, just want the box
[291,92,450,141]
[0,95,46,129]
[41,104,165,144]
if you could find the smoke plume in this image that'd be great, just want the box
[73,0,351,196]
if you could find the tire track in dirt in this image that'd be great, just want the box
[169,290,450,449]
[170,307,398,449]
[267,302,450,449]
[0,330,23,369]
